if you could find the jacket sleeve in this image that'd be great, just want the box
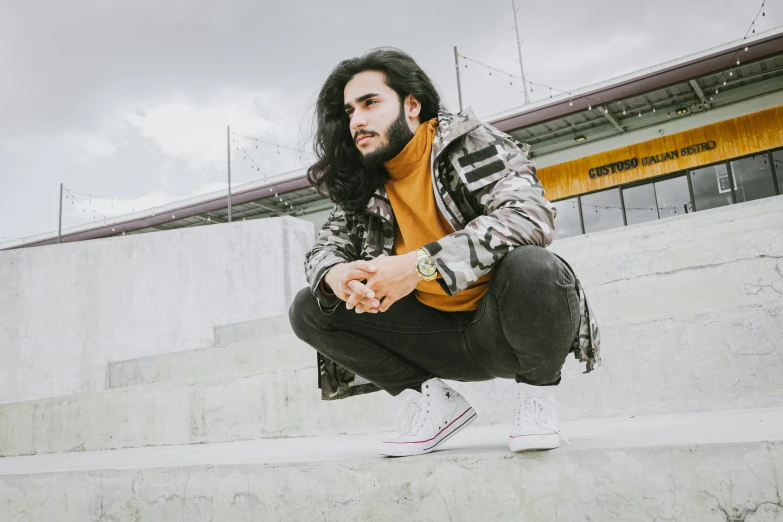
[423,123,556,295]
[304,205,357,312]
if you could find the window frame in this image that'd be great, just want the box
[549,145,783,236]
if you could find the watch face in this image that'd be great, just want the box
[418,257,437,277]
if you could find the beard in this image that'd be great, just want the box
[358,105,415,171]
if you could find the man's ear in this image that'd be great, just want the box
[405,94,422,121]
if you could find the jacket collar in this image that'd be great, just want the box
[432,106,482,159]
[364,107,482,218]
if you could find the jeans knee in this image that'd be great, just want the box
[497,246,570,290]
[288,287,322,342]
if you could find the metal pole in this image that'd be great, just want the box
[227,125,232,222]
[453,46,464,112]
[58,183,63,244]
[512,0,530,105]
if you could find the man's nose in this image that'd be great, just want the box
[350,112,368,133]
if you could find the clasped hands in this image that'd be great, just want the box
[323,251,421,313]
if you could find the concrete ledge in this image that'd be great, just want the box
[583,254,783,322]
[552,192,783,249]
[108,335,313,388]
[2,301,782,456]
[451,300,783,422]
[0,367,396,457]
[214,315,298,346]
[1,408,782,522]
[0,217,314,405]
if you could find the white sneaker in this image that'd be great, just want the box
[378,378,477,457]
[509,389,561,452]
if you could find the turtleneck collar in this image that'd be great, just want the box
[383,117,438,181]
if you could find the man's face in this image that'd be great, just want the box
[344,71,419,167]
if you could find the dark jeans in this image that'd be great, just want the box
[289,246,580,396]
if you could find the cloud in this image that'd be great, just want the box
[123,89,304,173]
[82,135,117,157]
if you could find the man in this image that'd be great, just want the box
[289,48,600,457]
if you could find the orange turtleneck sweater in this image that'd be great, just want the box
[383,117,492,312]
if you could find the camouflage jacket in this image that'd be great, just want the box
[304,107,601,400]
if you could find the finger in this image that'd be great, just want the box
[341,268,375,287]
[379,295,396,312]
[346,279,375,300]
[355,300,380,313]
[346,288,378,310]
[345,291,364,310]
[352,260,378,274]
[356,295,381,312]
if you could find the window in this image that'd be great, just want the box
[689,163,733,211]
[581,188,624,234]
[730,154,777,203]
[654,175,692,218]
[552,197,582,239]
[774,150,783,192]
[623,184,658,225]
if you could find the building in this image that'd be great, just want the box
[489,28,783,240]
[3,28,783,251]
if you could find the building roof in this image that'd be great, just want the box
[5,27,783,251]
[1,169,325,250]
[491,26,783,158]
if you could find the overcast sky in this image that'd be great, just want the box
[1,0,779,242]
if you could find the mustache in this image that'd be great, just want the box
[354,130,377,142]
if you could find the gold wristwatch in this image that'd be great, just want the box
[415,248,439,281]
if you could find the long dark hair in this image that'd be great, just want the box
[307,48,444,213]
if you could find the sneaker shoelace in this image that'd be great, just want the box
[394,394,431,437]
[516,395,571,445]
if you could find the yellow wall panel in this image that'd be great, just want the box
[538,105,783,200]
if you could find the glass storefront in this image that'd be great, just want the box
[730,154,777,203]
[690,164,733,211]
[622,184,658,225]
[552,147,782,239]
[581,188,624,233]
[655,176,692,218]
[552,197,582,240]
[774,150,783,191]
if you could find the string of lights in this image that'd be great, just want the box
[64,188,116,203]
[714,0,768,91]
[566,201,691,214]
[460,0,768,116]
[458,52,574,100]
[232,137,273,183]
[63,189,111,220]
[580,203,666,212]
[231,131,304,155]
[230,137,308,210]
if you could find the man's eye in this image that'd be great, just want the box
[366,100,376,106]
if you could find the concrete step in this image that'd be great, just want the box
[582,253,783,322]
[215,197,783,339]
[550,195,783,322]
[108,335,313,388]
[1,407,782,521]
[453,300,783,422]
[551,192,783,272]
[0,366,394,458]
[214,314,295,344]
[2,300,781,457]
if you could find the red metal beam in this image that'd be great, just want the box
[5,176,315,250]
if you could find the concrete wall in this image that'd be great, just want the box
[0,217,313,405]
